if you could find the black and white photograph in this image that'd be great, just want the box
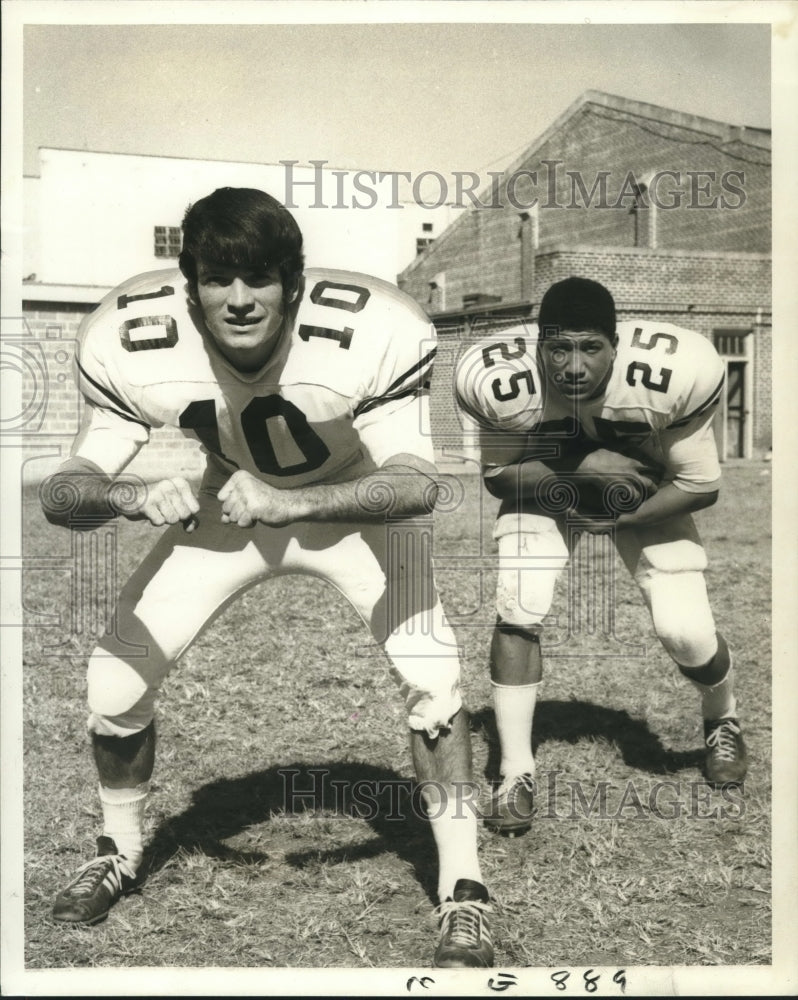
[2,1,796,995]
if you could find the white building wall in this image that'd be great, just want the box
[33,149,462,287]
[23,176,41,280]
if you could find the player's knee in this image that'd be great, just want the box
[87,706,154,738]
[649,589,717,667]
[406,685,463,739]
[493,514,566,627]
[654,622,717,668]
[495,577,550,629]
[86,651,158,738]
[643,568,716,667]
[391,657,462,739]
[496,557,558,628]
[382,608,463,737]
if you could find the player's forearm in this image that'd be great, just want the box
[482,459,552,502]
[40,458,118,530]
[287,463,439,523]
[614,481,718,529]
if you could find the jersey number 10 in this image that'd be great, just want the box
[116,280,371,476]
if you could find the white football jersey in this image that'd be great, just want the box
[455,320,725,490]
[74,267,437,486]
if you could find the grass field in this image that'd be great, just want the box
[21,463,771,972]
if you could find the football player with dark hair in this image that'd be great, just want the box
[455,275,747,835]
[41,187,493,967]
[179,186,306,297]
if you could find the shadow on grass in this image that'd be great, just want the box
[144,760,439,901]
[471,698,704,780]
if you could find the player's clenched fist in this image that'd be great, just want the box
[130,477,200,529]
[218,470,294,528]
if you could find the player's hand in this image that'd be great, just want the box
[542,447,662,518]
[218,470,293,528]
[126,477,200,530]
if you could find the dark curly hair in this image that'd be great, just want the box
[538,276,617,342]
[179,187,305,299]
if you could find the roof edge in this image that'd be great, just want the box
[399,89,770,282]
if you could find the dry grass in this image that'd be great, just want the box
[21,463,771,970]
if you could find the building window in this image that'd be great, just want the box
[713,329,750,356]
[416,221,436,254]
[154,226,182,258]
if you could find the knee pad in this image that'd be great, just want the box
[641,570,717,667]
[86,647,162,738]
[493,513,568,628]
[384,606,463,738]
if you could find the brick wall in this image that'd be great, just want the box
[398,99,770,311]
[533,105,770,254]
[531,246,771,310]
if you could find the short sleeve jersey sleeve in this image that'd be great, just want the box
[324,276,438,469]
[454,327,542,433]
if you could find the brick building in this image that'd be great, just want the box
[398,91,771,463]
[15,95,770,484]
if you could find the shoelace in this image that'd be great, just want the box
[496,772,536,804]
[706,720,741,761]
[66,854,136,897]
[435,900,492,948]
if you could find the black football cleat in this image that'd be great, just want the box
[52,836,140,925]
[704,717,748,786]
[483,772,536,837]
[433,879,494,968]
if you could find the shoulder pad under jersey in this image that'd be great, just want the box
[454,324,542,432]
[290,268,437,414]
[615,320,725,428]
[75,268,186,426]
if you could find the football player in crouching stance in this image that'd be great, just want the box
[455,276,747,836]
[41,187,493,967]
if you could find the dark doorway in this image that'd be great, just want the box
[725,360,746,458]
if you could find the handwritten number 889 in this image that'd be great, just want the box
[550,969,626,993]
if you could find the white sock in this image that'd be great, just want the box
[425,788,483,902]
[492,681,539,779]
[688,664,738,721]
[99,783,148,872]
